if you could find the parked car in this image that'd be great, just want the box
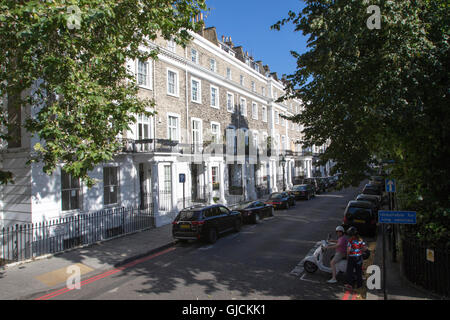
[264,192,295,210]
[369,176,385,190]
[302,178,321,193]
[232,201,274,224]
[327,176,337,188]
[362,183,383,203]
[289,184,315,200]
[356,194,381,212]
[343,200,377,236]
[172,204,242,244]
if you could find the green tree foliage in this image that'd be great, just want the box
[273,0,449,245]
[0,0,206,187]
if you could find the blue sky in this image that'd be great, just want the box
[203,0,308,78]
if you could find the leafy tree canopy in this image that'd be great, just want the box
[273,0,449,245]
[0,0,207,187]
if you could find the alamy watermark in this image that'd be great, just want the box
[366,5,381,30]
[66,265,81,290]
[366,264,381,289]
[66,5,82,30]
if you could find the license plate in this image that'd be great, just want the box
[180,224,191,229]
[354,219,365,223]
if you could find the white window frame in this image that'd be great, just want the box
[262,106,267,122]
[240,97,247,117]
[191,48,198,64]
[210,85,219,109]
[167,112,180,141]
[275,111,279,124]
[166,68,180,98]
[226,67,232,80]
[136,59,152,90]
[136,113,152,140]
[167,68,179,97]
[251,81,256,92]
[252,102,258,120]
[209,58,216,72]
[191,77,202,104]
[226,92,234,113]
[103,166,119,206]
[61,169,82,211]
[252,131,259,150]
[167,38,176,53]
[262,87,266,96]
[240,75,244,86]
[191,117,203,147]
[210,121,221,144]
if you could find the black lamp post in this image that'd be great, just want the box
[280,154,286,191]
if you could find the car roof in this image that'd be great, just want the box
[347,200,374,208]
[183,204,224,212]
[357,194,378,199]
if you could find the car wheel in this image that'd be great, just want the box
[304,261,318,273]
[234,219,242,232]
[207,228,218,244]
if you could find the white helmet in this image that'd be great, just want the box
[336,226,345,233]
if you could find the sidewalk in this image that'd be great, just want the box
[0,224,176,300]
[366,228,438,300]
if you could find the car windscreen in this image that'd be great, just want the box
[233,202,253,210]
[346,207,372,218]
[269,194,283,199]
[357,197,376,203]
[176,210,201,221]
[293,186,307,191]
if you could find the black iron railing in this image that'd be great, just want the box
[402,237,449,297]
[0,206,154,266]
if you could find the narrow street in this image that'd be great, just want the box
[28,186,363,300]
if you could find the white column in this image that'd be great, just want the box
[206,161,214,204]
[219,161,226,204]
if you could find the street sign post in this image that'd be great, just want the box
[179,174,186,208]
[378,210,417,300]
[385,179,396,193]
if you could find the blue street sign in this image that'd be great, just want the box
[385,178,396,193]
[378,211,417,224]
[179,173,186,183]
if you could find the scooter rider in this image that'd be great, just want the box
[324,226,348,283]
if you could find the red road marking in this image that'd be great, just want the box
[342,290,351,300]
[34,247,176,300]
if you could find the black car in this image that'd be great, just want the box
[302,178,321,193]
[232,201,274,224]
[172,204,242,244]
[369,176,385,190]
[343,200,377,236]
[356,194,381,212]
[362,183,382,202]
[264,192,295,210]
[289,184,315,200]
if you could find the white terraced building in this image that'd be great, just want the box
[0,24,333,230]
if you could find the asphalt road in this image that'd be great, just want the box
[29,185,363,300]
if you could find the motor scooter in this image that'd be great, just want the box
[303,234,370,275]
